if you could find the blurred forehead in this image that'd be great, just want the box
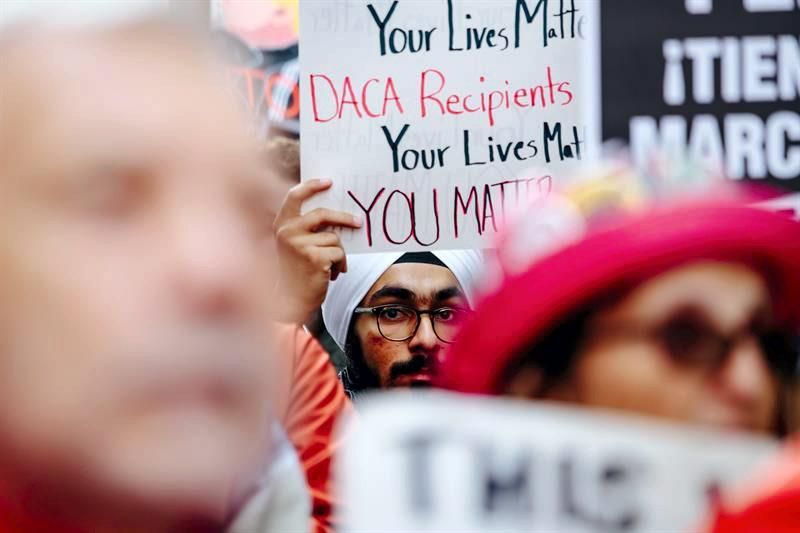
[0,24,256,180]
[600,261,770,329]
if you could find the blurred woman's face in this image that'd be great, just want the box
[510,262,784,434]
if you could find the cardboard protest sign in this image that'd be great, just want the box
[586,0,800,192]
[299,0,593,252]
[338,391,778,533]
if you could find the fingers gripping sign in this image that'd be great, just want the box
[273,179,362,323]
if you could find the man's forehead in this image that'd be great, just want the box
[1,25,204,91]
[0,26,253,169]
[367,263,463,300]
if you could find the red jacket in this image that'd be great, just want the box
[709,437,800,533]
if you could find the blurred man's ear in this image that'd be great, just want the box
[262,135,300,185]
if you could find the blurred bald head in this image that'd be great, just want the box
[0,19,281,531]
[0,20,252,178]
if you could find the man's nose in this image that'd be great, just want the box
[167,204,255,317]
[408,314,441,352]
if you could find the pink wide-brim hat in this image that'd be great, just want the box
[438,197,800,395]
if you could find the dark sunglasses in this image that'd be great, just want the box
[595,312,798,378]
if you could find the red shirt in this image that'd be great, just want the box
[274,325,353,533]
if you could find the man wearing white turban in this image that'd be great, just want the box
[273,180,483,397]
[322,250,483,396]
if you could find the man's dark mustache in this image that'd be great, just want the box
[389,353,431,380]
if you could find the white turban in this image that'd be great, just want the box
[321,250,484,351]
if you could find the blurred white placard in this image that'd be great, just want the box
[299,0,594,252]
[338,390,778,533]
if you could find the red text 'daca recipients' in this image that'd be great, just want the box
[309,66,573,127]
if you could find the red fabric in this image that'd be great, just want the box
[0,497,84,533]
[711,489,800,533]
[439,198,800,395]
[709,438,800,532]
[275,325,353,533]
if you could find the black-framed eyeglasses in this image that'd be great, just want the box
[353,304,472,344]
[592,313,799,379]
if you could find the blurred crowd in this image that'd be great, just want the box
[0,5,797,533]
